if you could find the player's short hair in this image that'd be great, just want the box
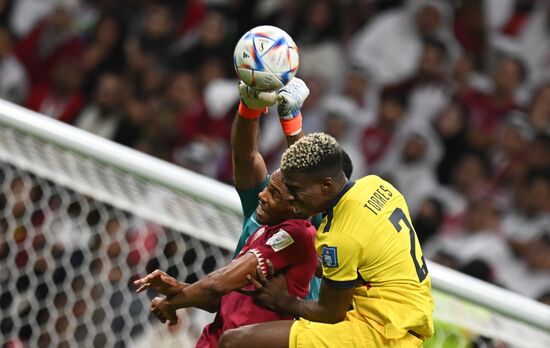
[342,148,353,179]
[281,133,343,177]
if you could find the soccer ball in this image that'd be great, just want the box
[233,25,299,91]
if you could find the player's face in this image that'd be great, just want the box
[256,170,295,225]
[283,171,326,216]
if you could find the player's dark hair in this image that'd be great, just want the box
[342,148,353,180]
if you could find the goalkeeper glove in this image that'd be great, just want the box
[277,77,309,136]
[237,81,277,119]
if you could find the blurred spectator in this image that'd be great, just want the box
[360,90,408,168]
[139,72,230,180]
[503,171,550,246]
[0,0,13,27]
[526,134,550,171]
[375,120,442,214]
[292,0,345,92]
[453,0,487,70]
[528,83,550,135]
[349,0,452,85]
[451,53,492,98]
[499,171,550,296]
[8,0,58,37]
[434,99,470,185]
[458,54,526,149]
[80,15,126,97]
[384,37,450,123]
[414,197,445,244]
[74,74,124,139]
[0,26,28,103]
[136,4,174,65]
[321,96,367,179]
[171,10,232,76]
[490,0,550,86]
[491,112,533,190]
[437,152,493,233]
[425,199,511,286]
[74,73,139,144]
[24,59,85,123]
[15,1,83,85]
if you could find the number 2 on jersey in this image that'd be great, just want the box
[389,208,429,282]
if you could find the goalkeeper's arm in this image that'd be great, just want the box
[231,103,269,190]
[232,79,309,190]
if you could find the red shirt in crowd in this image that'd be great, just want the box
[458,90,517,134]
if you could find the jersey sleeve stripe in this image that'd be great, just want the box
[323,277,357,289]
[322,208,334,233]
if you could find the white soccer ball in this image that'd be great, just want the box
[233,25,299,92]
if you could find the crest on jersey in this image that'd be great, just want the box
[266,229,294,252]
[321,246,338,268]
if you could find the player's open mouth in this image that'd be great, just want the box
[256,204,266,216]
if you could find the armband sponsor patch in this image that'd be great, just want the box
[266,229,294,252]
[321,246,338,268]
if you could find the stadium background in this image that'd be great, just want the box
[0,0,549,347]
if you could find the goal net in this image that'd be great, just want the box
[0,99,549,347]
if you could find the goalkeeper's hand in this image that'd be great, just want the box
[237,78,309,135]
[238,77,309,111]
[277,77,309,136]
[238,81,278,110]
[277,77,309,119]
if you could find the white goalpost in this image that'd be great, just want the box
[0,99,548,347]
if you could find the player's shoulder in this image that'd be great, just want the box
[356,174,387,187]
[262,219,315,252]
[355,175,401,197]
[268,219,316,244]
[272,219,316,235]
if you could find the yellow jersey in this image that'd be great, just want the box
[317,175,434,340]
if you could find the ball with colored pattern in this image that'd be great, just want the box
[233,25,299,92]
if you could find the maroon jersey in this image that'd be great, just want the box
[195,219,317,348]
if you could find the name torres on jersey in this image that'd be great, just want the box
[364,184,393,215]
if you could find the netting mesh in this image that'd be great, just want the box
[0,122,548,347]
[0,160,227,347]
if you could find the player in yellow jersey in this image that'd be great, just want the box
[219,133,434,348]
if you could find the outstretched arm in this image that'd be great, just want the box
[232,79,309,190]
[146,253,260,324]
[167,252,258,309]
[231,115,303,190]
[231,112,268,190]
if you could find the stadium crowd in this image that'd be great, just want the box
[0,0,549,304]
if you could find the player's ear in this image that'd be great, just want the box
[321,177,333,193]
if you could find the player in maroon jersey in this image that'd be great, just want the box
[134,219,317,347]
